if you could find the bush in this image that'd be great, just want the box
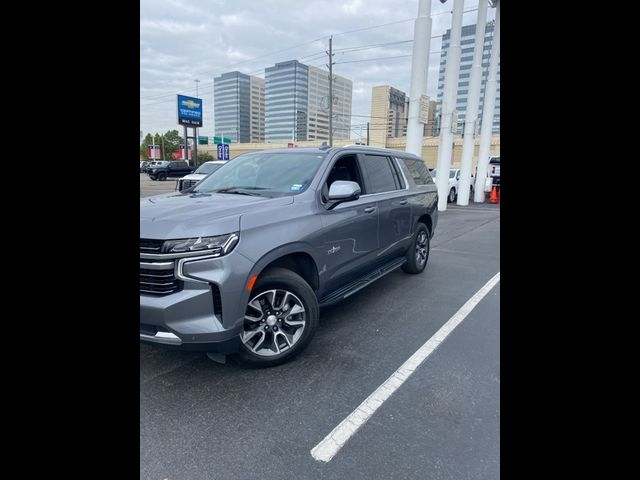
[197,152,215,166]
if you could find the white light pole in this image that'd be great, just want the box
[457,0,488,206]
[474,0,500,202]
[405,0,433,157]
[435,0,465,211]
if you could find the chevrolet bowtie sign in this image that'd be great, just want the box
[177,94,203,127]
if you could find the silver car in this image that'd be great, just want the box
[140,146,438,366]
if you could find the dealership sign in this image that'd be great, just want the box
[177,95,203,127]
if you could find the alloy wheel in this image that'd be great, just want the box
[241,289,306,357]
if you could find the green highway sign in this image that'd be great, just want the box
[198,136,209,145]
[213,136,232,143]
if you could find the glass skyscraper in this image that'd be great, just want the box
[214,71,266,143]
[265,60,309,142]
[436,21,500,133]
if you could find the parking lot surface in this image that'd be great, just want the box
[140,174,500,479]
[140,172,178,197]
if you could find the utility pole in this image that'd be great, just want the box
[161,134,165,160]
[194,79,200,165]
[327,36,335,147]
[406,0,432,157]
[367,122,370,145]
[457,0,488,206]
[435,0,465,212]
[474,0,500,203]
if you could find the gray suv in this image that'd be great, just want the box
[140,146,438,367]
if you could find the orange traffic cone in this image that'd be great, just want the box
[489,186,498,204]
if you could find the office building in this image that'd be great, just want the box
[370,85,436,147]
[265,60,352,142]
[214,71,265,143]
[436,21,500,133]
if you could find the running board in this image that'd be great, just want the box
[319,257,406,307]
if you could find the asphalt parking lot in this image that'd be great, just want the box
[140,172,178,197]
[140,173,500,479]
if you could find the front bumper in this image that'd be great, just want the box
[139,249,255,352]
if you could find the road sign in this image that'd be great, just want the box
[198,136,208,145]
[419,95,430,124]
[213,136,232,144]
[217,143,229,160]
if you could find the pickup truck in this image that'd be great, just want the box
[148,160,194,181]
[431,168,474,203]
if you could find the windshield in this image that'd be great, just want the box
[194,163,224,175]
[449,170,456,179]
[193,151,327,197]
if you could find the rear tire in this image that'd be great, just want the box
[402,222,430,274]
[234,268,319,368]
[448,187,456,203]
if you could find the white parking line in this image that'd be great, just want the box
[310,272,501,463]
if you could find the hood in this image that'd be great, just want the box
[140,191,293,240]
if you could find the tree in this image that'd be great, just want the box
[139,130,185,160]
[197,151,214,166]
[140,133,155,160]
[162,130,184,159]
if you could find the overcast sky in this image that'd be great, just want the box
[140,0,495,141]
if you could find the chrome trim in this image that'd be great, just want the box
[140,249,223,260]
[139,233,239,260]
[140,331,182,345]
[392,157,411,190]
[175,254,221,283]
[139,261,174,270]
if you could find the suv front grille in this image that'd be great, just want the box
[180,179,198,191]
[140,266,182,295]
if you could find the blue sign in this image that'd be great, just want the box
[177,95,203,127]
[217,143,229,161]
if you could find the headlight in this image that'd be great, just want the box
[162,233,239,256]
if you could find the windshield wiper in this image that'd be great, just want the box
[209,186,271,196]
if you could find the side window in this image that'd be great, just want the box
[401,157,433,185]
[359,155,398,194]
[322,154,365,202]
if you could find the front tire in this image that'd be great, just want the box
[448,187,457,203]
[235,268,319,368]
[158,172,167,181]
[402,222,430,274]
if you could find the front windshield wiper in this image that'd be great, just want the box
[206,186,271,196]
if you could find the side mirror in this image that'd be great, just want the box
[326,180,361,210]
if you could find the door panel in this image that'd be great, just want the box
[357,154,412,261]
[318,197,379,292]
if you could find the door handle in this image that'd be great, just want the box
[399,200,408,205]
[364,207,377,213]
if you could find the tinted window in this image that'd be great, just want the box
[359,155,398,194]
[401,157,432,185]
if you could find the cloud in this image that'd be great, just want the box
[140,0,496,137]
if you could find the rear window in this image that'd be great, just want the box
[360,155,398,194]
[400,157,432,185]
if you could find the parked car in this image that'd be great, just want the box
[431,168,474,203]
[488,155,500,186]
[140,146,438,366]
[176,160,227,192]
[148,160,194,181]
